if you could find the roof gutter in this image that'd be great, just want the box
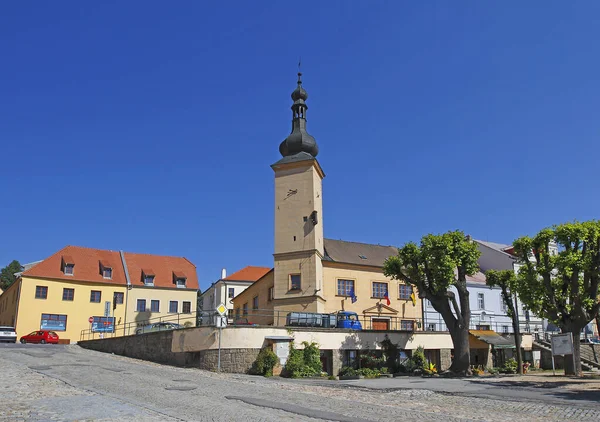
[120,250,132,336]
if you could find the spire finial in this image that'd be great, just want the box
[297,57,302,84]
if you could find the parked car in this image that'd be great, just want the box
[232,318,256,326]
[0,326,17,343]
[135,322,183,335]
[20,330,59,344]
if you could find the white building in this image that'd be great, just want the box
[198,266,271,324]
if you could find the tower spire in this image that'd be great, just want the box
[278,69,319,158]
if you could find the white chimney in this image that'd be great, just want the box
[221,268,227,279]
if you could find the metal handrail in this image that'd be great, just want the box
[80,307,553,341]
[79,311,198,341]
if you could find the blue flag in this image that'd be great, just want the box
[349,287,357,303]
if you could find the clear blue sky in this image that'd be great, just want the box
[1,2,599,291]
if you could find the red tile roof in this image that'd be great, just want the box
[23,246,126,285]
[223,266,271,282]
[22,245,199,290]
[123,252,198,290]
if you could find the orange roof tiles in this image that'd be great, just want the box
[224,266,272,282]
[24,246,126,285]
[22,245,199,290]
[124,252,198,290]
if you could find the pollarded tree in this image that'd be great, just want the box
[384,231,480,376]
[485,270,523,374]
[513,221,600,376]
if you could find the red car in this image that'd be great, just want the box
[20,330,59,344]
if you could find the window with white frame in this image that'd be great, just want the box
[398,284,413,300]
[372,282,388,298]
[337,279,354,296]
[502,325,509,334]
[477,293,485,310]
[400,320,414,331]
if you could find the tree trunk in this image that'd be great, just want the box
[511,293,523,375]
[564,328,583,376]
[449,326,472,375]
[512,319,523,375]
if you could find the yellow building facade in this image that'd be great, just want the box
[15,276,127,342]
[0,245,199,342]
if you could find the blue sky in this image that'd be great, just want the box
[1,2,599,291]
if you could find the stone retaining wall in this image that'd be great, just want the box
[78,331,261,373]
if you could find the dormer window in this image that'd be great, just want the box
[99,260,112,279]
[62,255,75,275]
[142,269,155,286]
[173,271,187,288]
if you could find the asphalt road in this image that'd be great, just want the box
[1,343,599,422]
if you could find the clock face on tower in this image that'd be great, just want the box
[284,189,298,200]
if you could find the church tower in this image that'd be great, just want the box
[271,71,325,318]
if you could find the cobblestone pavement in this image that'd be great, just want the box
[1,344,599,421]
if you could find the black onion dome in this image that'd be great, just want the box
[278,71,319,158]
[279,125,318,157]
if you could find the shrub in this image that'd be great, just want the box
[486,367,499,375]
[284,341,322,378]
[411,346,426,370]
[357,368,380,378]
[250,347,278,377]
[501,358,519,374]
[340,366,359,377]
[360,352,385,369]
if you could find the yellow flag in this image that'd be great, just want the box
[410,292,416,307]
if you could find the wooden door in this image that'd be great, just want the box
[372,319,389,331]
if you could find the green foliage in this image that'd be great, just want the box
[0,260,22,291]
[283,341,322,378]
[485,270,518,319]
[250,347,279,377]
[411,346,427,370]
[360,352,385,369]
[339,366,381,378]
[512,221,600,333]
[383,231,480,375]
[486,367,499,375]
[501,358,519,374]
[383,231,481,297]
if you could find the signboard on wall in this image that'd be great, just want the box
[551,333,574,355]
[91,316,115,333]
[40,314,67,331]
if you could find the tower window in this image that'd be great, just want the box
[290,274,301,291]
[293,236,296,241]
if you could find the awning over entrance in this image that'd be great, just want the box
[469,330,515,349]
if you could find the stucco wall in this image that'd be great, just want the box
[127,287,197,327]
[171,326,454,353]
[232,272,275,325]
[322,264,422,321]
[17,276,127,343]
